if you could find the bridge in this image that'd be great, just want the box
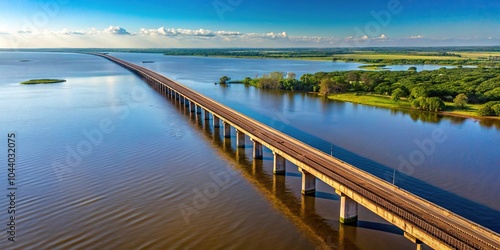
[95,54,500,250]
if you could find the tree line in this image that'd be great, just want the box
[231,67,500,115]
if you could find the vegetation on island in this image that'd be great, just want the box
[358,64,389,70]
[225,66,500,118]
[20,79,66,84]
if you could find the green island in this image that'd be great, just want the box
[20,79,66,84]
[357,64,390,70]
[220,65,500,119]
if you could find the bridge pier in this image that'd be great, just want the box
[223,121,231,138]
[184,98,189,107]
[273,153,286,175]
[204,109,210,120]
[336,191,358,224]
[190,101,196,113]
[196,105,202,114]
[251,139,263,159]
[213,116,220,128]
[299,169,316,195]
[236,130,245,148]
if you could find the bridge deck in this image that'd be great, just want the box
[96,54,500,250]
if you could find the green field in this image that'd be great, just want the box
[333,53,465,61]
[20,79,66,84]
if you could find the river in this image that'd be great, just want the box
[0,52,498,249]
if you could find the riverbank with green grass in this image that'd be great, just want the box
[20,79,66,84]
[326,93,499,120]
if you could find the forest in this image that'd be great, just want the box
[232,67,500,116]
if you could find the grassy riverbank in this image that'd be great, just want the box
[326,93,499,119]
[20,79,66,84]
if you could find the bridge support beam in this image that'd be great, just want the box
[196,105,202,114]
[404,232,423,250]
[236,130,245,148]
[223,121,231,138]
[337,191,358,224]
[213,116,220,128]
[273,153,286,175]
[299,169,316,195]
[184,98,189,107]
[252,140,263,159]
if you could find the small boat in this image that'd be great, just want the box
[142,61,155,63]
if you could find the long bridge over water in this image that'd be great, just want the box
[96,54,500,250]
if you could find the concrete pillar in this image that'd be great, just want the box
[213,116,220,128]
[190,101,196,113]
[204,109,210,120]
[273,152,286,175]
[184,98,189,107]
[337,192,358,224]
[252,139,263,159]
[299,169,316,195]
[223,121,231,138]
[196,105,202,114]
[236,130,245,148]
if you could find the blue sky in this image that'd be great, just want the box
[1,0,499,48]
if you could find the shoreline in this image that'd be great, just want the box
[324,93,500,121]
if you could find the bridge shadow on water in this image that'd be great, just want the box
[265,113,500,233]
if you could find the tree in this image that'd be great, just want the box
[319,78,333,95]
[287,72,296,80]
[242,77,252,85]
[453,93,468,109]
[391,88,405,102]
[426,97,445,112]
[408,66,417,71]
[219,76,231,84]
[330,76,349,93]
[492,104,500,116]
[410,85,429,100]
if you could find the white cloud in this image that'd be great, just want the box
[103,26,130,35]
[139,27,242,37]
[58,28,85,35]
[1,25,499,48]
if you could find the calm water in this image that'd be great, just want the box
[0,52,498,249]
